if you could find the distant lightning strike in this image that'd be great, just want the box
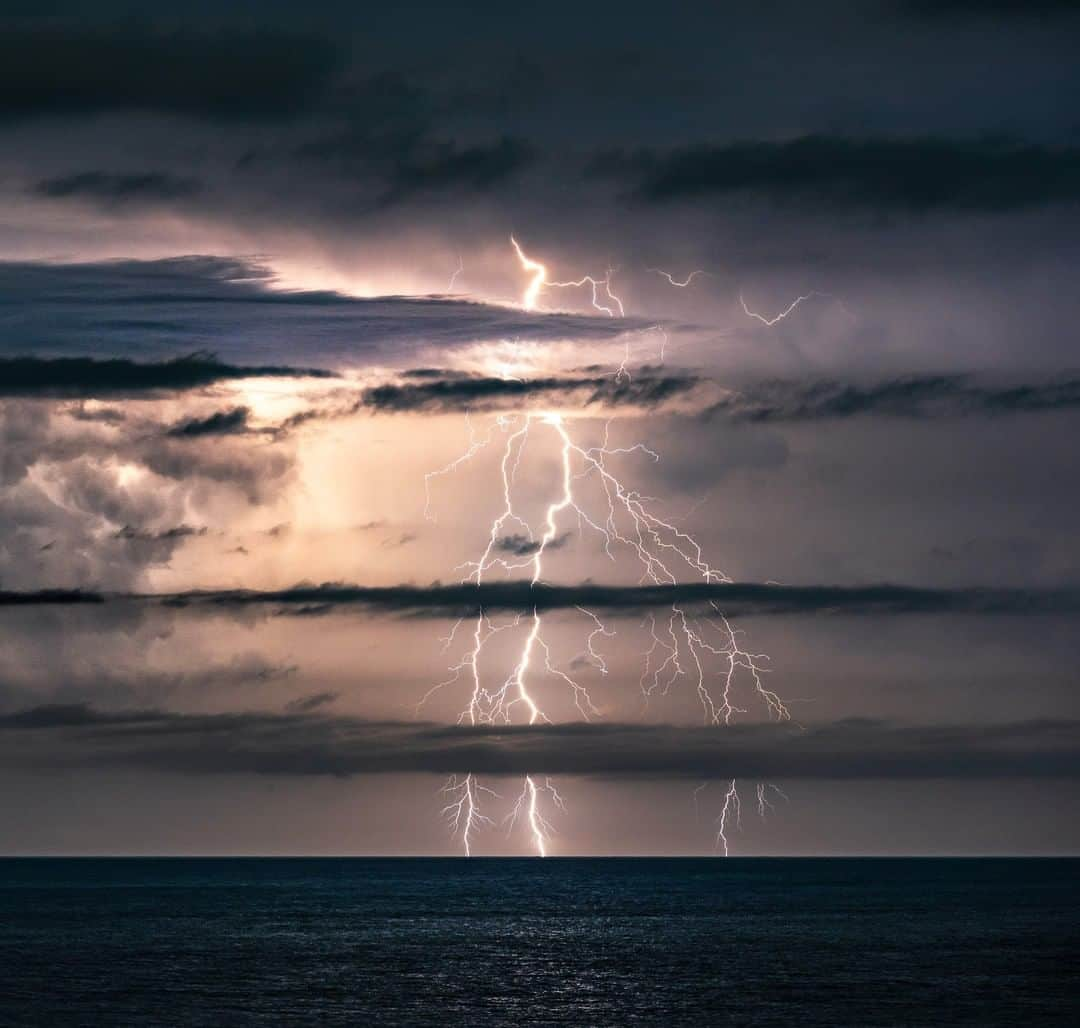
[715,779,741,857]
[646,262,828,329]
[446,254,465,294]
[424,406,790,855]
[694,779,785,855]
[649,268,706,288]
[440,773,496,857]
[420,239,792,857]
[739,290,822,326]
[506,775,565,857]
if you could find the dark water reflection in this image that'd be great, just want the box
[0,858,1076,1026]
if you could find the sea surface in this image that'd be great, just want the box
[0,858,1076,1026]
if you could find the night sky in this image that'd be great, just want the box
[1,1,1079,855]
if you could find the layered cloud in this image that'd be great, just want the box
[0,257,645,369]
[4,581,1078,618]
[0,354,332,397]
[2,708,1075,780]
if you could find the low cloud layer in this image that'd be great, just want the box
[353,370,1080,421]
[708,375,1080,422]
[364,369,707,413]
[0,354,331,397]
[3,581,1078,618]
[2,707,1075,780]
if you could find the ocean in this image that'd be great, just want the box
[0,858,1076,1026]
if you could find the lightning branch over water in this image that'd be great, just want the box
[440,773,497,858]
[421,239,793,856]
[506,776,566,857]
[715,779,741,857]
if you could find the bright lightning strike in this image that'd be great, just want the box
[440,773,497,857]
[424,398,790,856]
[511,236,625,317]
[715,779,741,857]
[506,775,565,857]
[419,242,796,858]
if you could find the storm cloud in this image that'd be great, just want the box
[0,24,345,121]
[707,375,1080,422]
[363,369,708,413]
[1,707,1075,780]
[1,1,1078,855]
[593,137,1080,213]
[3,581,1078,619]
[0,354,332,398]
[0,257,647,369]
[165,407,251,438]
[34,171,203,206]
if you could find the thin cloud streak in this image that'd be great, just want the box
[2,581,1078,617]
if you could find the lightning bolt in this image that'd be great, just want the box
[649,268,706,288]
[420,240,793,857]
[440,773,496,857]
[506,775,565,857]
[424,404,791,854]
[715,779,741,857]
[447,254,464,294]
[739,290,822,326]
[511,235,625,317]
[756,782,788,819]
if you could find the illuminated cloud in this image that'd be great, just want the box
[0,257,646,369]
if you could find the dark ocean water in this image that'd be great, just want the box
[0,858,1076,1027]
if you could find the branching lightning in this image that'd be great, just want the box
[420,238,793,857]
[645,262,829,330]
[440,773,497,857]
[506,775,565,857]
[511,235,625,317]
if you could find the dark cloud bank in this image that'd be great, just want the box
[1,707,1075,780]
[0,353,331,397]
[364,369,706,413]
[7,358,1080,426]
[34,171,203,207]
[3,581,1078,618]
[165,406,251,438]
[593,137,1080,213]
[0,24,344,122]
[0,257,643,368]
[358,369,1080,420]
